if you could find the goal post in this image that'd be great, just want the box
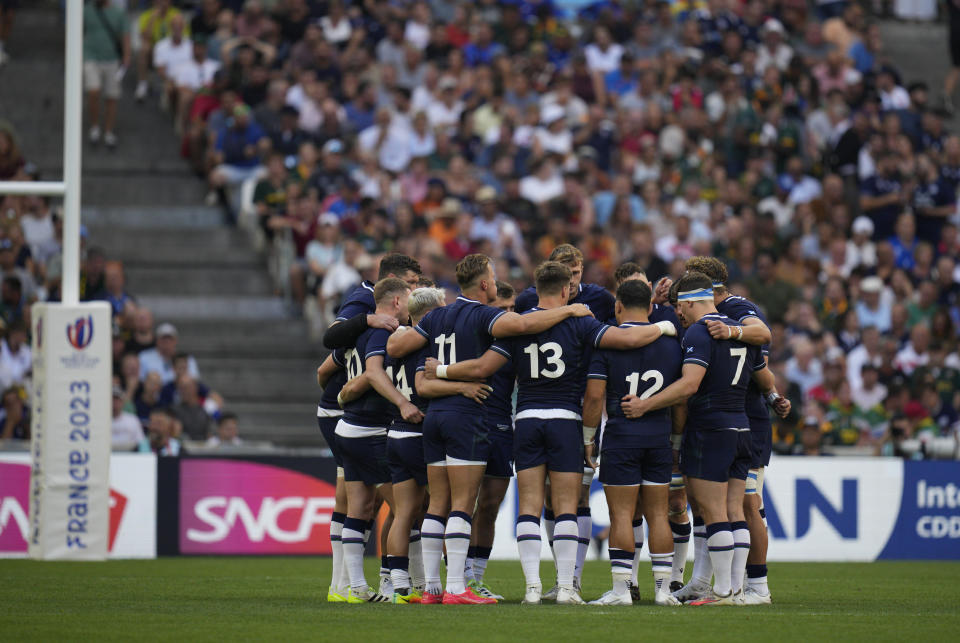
[0,0,111,560]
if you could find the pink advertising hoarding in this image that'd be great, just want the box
[179,459,336,554]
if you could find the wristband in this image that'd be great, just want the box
[582,425,597,444]
[727,325,732,339]
[337,391,347,408]
[766,392,781,406]
[655,320,676,337]
[436,364,449,379]
[736,325,744,340]
[670,433,682,450]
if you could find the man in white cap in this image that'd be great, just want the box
[756,19,793,73]
[534,104,573,157]
[845,216,877,273]
[138,322,201,384]
[854,277,892,333]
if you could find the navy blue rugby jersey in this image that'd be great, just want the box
[484,361,516,426]
[588,322,682,448]
[515,282,615,325]
[414,296,506,414]
[342,327,396,427]
[390,344,429,421]
[681,313,765,432]
[716,295,770,423]
[318,348,348,411]
[491,310,609,414]
[335,280,375,321]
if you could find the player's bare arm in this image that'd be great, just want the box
[336,371,371,406]
[316,353,341,388]
[622,363,707,418]
[582,378,606,469]
[424,349,508,381]
[414,371,492,404]
[365,354,423,423]
[386,324,427,358]
[598,320,677,349]
[705,317,772,345]
[751,365,791,418]
[489,303,593,338]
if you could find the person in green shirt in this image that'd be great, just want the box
[83,0,130,148]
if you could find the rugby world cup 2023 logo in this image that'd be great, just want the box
[66,316,94,350]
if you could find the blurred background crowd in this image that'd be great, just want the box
[2,0,959,459]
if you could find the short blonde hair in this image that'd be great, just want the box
[408,287,446,322]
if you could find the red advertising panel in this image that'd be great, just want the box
[179,459,337,554]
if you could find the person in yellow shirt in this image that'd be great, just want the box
[135,0,187,101]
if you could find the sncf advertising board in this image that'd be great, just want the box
[0,453,156,558]
[157,456,339,555]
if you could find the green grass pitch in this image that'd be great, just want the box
[2,558,958,641]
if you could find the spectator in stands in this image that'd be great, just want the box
[125,307,155,354]
[133,371,163,426]
[895,323,932,375]
[206,411,242,447]
[19,196,56,267]
[151,13,192,111]
[207,104,266,220]
[135,0,184,101]
[141,407,182,456]
[98,260,136,323]
[170,36,221,136]
[118,351,140,405]
[80,246,106,301]
[0,275,23,329]
[0,385,28,440]
[171,374,211,441]
[83,0,130,149]
[792,416,827,456]
[139,322,199,384]
[111,385,145,451]
[0,320,29,390]
[0,239,35,303]
[159,353,212,406]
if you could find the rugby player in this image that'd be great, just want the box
[423,261,678,605]
[621,271,780,605]
[386,254,594,605]
[582,279,683,606]
[684,256,790,604]
[322,253,422,594]
[316,350,350,602]
[463,281,518,601]
[613,262,687,595]
[334,278,422,603]
[515,244,615,322]
[339,286,493,604]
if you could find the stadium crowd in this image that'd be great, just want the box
[0,120,236,452]
[107,0,960,459]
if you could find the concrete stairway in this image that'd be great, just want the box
[1,6,325,446]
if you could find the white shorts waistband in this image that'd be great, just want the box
[516,409,582,421]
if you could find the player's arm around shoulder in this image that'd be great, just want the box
[366,354,423,423]
[424,346,508,381]
[386,324,428,358]
[489,303,592,337]
[598,319,677,349]
[415,370,492,403]
[316,352,342,388]
[705,316,771,345]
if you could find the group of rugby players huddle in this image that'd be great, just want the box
[316,246,791,606]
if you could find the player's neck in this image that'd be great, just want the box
[692,302,718,322]
[715,290,731,303]
[619,309,650,324]
[536,294,567,309]
[461,287,485,303]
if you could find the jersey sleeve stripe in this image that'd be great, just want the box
[683,357,709,367]
[592,325,610,348]
[414,325,429,339]
[587,372,607,380]
[364,349,386,360]
[490,344,512,359]
[487,310,508,335]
